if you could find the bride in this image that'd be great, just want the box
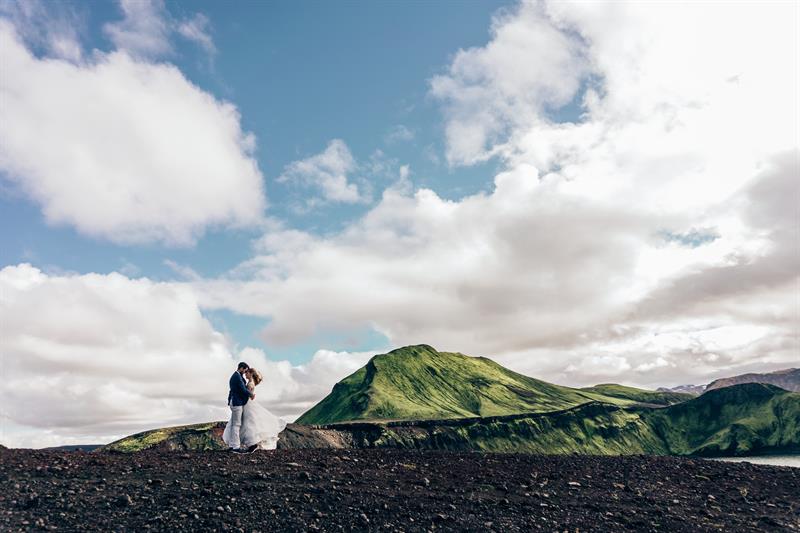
[223,368,286,451]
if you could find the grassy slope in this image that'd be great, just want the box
[647,383,800,456]
[373,404,670,455]
[304,384,799,456]
[297,345,684,424]
[102,422,226,452]
[581,384,694,406]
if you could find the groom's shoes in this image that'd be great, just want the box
[227,445,257,454]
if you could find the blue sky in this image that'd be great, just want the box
[0,0,511,362]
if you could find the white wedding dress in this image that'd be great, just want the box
[223,398,287,450]
[240,399,287,449]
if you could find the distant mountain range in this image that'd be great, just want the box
[706,368,799,392]
[66,346,799,457]
[43,444,104,452]
[658,368,800,396]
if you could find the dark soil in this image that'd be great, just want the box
[1,448,798,532]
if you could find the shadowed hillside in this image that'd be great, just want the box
[650,383,800,456]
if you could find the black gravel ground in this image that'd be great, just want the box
[1,448,798,532]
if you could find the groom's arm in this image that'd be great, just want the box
[233,373,255,399]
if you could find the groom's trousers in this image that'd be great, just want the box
[228,405,244,448]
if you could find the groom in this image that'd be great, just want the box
[227,362,255,453]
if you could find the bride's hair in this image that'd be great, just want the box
[249,368,263,386]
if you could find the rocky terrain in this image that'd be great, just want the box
[1,447,798,532]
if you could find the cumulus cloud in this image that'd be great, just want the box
[0,264,375,448]
[430,1,589,166]
[193,1,798,389]
[278,139,367,205]
[0,21,265,245]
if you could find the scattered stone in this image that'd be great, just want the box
[0,448,796,531]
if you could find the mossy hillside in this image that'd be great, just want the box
[288,384,799,456]
[312,403,669,455]
[580,384,694,406]
[297,345,599,424]
[102,422,226,452]
[421,405,668,455]
[646,384,800,456]
[297,345,687,424]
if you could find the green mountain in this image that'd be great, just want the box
[296,345,688,424]
[281,383,800,457]
[649,383,800,456]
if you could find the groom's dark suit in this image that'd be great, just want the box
[228,371,251,406]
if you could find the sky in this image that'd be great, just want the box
[0,0,797,448]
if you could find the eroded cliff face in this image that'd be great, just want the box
[279,403,670,455]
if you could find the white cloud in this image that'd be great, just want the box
[104,0,171,59]
[430,1,589,166]
[0,0,84,61]
[193,168,663,350]
[176,13,215,56]
[0,21,265,245]
[103,0,216,60]
[191,1,798,390]
[278,139,367,205]
[237,347,377,414]
[0,264,376,448]
[384,124,414,144]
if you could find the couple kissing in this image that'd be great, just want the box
[223,362,286,453]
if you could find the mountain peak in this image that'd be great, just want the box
[296,345,687,425]
[374,344,439,360]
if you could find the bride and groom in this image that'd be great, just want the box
[223,362,286,453]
